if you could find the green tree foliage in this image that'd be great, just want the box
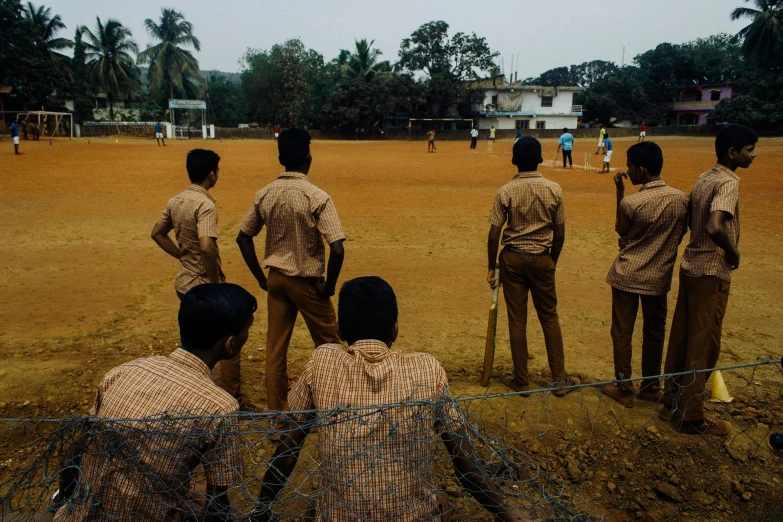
[731,0,783,69]
[137,8,202,103]
[21,2,71,54]
[537,66,578,86]
[206,73,249,127]
[80,17,139,119]
[337,39,391,80]
[241,39,331,126]
[397,21,497,116]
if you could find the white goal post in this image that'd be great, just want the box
[16,111,73,139]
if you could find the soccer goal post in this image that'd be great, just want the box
[407,118,474,140]
[17,111,73,139]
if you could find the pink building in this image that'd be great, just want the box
[670,83,733,125]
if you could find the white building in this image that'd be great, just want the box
[474,79,583,131]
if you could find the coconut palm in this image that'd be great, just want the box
[80,17,139,119]
[338,39,391,80]
[731,0,783,67]
[21,2,72,55]
[137,8,202,100]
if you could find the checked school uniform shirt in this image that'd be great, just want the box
[157,185,225,294]
[240,172,345,278]
[606,180,689,295]
[489,171,566,253]
[680,163,741,283]
[287,341,464,522]
[53,349,242,522]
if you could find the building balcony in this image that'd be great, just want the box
[672,100,720,111]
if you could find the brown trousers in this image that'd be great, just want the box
[177,290,243,403]
[663,273,730,422]
[610,287,667,391]
[499,248,567,385]
[266,269,340,411]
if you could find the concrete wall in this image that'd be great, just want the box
[478,115,579,131]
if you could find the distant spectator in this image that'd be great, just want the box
[10,121,20,155]
[638,122,647,143]
[427,129,437,153]
[470,127,478,149]
[53,283,257,522]
[250,277,531,522]
[155,121,166,146]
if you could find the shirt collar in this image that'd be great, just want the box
[278,171,309,181]
[513,171,543,180]
[168,348,212,379]
[346,339,392,362]
[711,163,741,182]
[640,180,667,191]
[187,184,215,202]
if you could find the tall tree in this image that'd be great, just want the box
[206,73,249,127]
[731,0,783,68]
[137,8,202,101]
[80,17,139,119]
[21,2,71,54]
[397,21,497,117]
[337,39,391,80]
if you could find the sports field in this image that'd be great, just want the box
[1,135,781,411]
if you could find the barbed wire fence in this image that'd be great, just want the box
[1,359,782,521]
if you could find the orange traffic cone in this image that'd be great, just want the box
[708,370,733,403]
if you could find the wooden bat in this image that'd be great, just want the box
[481,268,500,387]
[552,150,560,168]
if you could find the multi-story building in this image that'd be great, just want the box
[671,83,733,126]
[473,76,584,131]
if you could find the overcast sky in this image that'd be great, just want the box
[43,0,746,76]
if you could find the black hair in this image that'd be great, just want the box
[186,149,220,184]
[604,132,609,139]
[715,124,758,159]
[278,128,312,167]
[179,283,257,352]
[338,276,398,345]
[512,136,542,171]
[627,141,663,177]
[562,128,568,133]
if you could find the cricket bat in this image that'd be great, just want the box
[481,268,500,387]
[552,150,560,168]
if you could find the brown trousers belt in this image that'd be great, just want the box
[506,246,551,256]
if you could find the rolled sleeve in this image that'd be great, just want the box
[315,198,345,244]
[710,180,739,219]
[196,202,219,239]
[202,417,243,487]
[287,359,315,422]
[157,206,173,229]
[239,198,264,237]
[488,192,507,227]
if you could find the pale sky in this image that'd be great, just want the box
[43,0,746,76]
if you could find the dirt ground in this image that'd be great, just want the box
[1,135,782,520]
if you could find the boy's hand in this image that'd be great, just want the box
[613,172,627,188]
[487,270,499,289]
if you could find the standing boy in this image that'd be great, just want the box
[151,149,251,411]
[470,127,478,149]
[273,124,280,141]
[638,122,647,143]
[602,142,688,408]
[427,129,437,153]
[557,128,574,168]
[486,137,579,396]
[662,124,758,436]
[599,132,613,173]
[595,125,606,155]
[10,121,20,155]
[155,121,166,146]
[236,128,346,412]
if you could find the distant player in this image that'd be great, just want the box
[10,121,20,155]
[602,142,688,408]
[470,127,478,149]
[639,122,647,142]
[599,132,613,173]
[427,129,436,153]
[557,127,574,168]
[595,125,606,155]
[515,128,522,143]
[273,124,280,142]
[490,126,496,142]
[155,121,166,146]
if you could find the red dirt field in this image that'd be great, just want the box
[1,135,782,521]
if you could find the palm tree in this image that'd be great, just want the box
[731,0,783,67]
[137,8,202,100]
[21,2,72,55]
[338,39,391,80]
[81,17,139,119]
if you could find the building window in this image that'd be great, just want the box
[541,96,553,107]
[491,95,498,105]
[515,120,529,130]
[710,90,721,101]
[536,121,546,130]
